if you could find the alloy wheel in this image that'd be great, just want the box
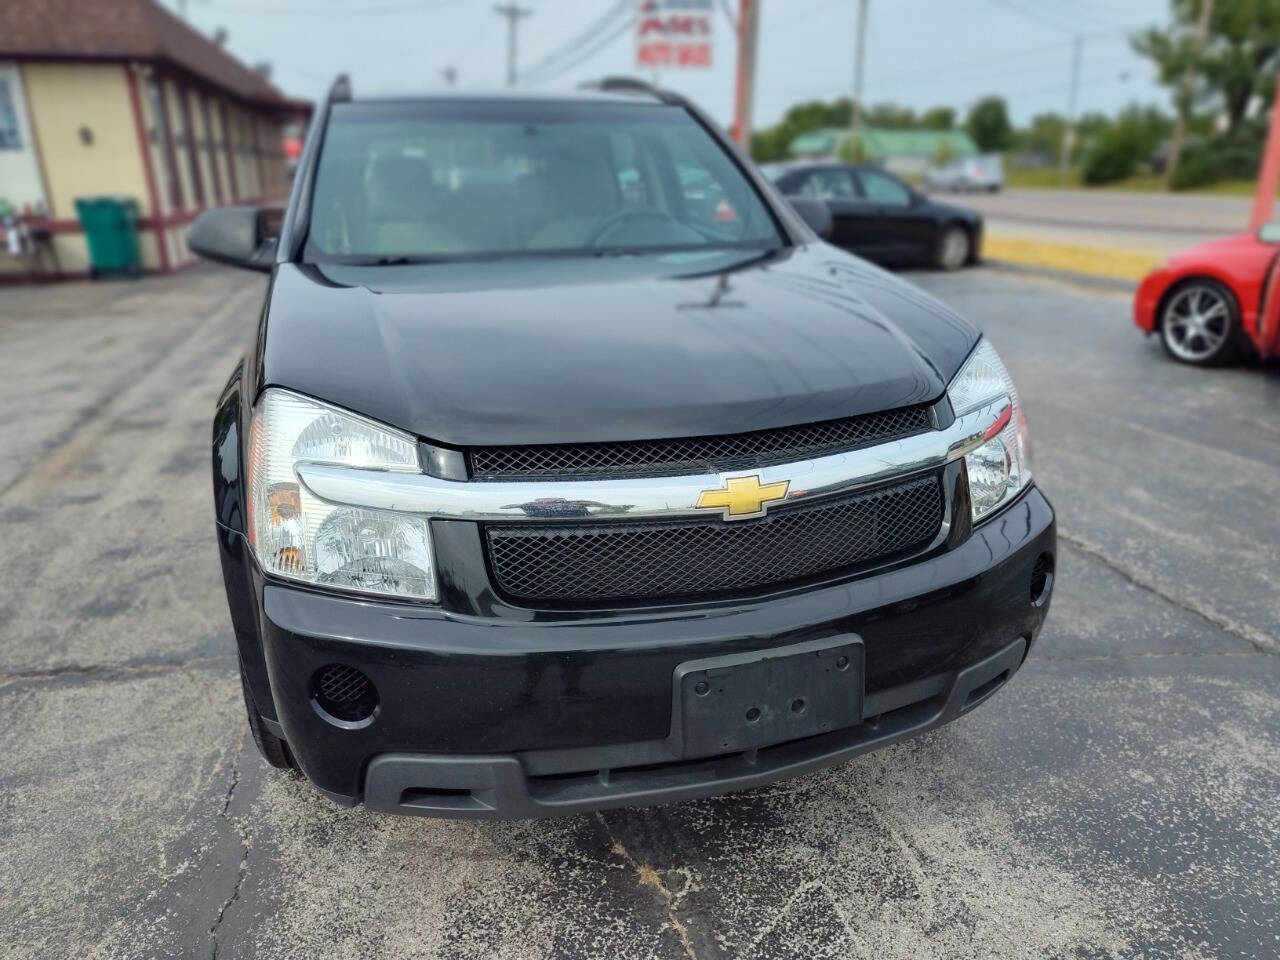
[1162,284,1231,363]
[938,228,969,270]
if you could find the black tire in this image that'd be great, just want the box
[1157,278,1247,366]
[934,225,970,270]
[240,665,297,769]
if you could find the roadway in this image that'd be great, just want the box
[948,186,1259,255]
[2,264,1278,958]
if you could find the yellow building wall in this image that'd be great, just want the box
[22,63,149,220]
[21,62,151,273]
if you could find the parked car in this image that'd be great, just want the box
[764,161,983,270]
[190,77,1054,820]
[1134,223,1280,365]
[925,155,1005,193]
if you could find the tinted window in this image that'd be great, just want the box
[797,169,858,198]
[859,169,912,205]
[0,77,21,151]
[306,100,779,261]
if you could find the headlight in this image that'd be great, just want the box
[246,389,437,601]
[947,339,1032,522]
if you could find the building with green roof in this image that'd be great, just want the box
[788,127,980,176]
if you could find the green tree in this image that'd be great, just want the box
[1134,0,1280,138]
[866,103,917,129]
[966,96,1014,153]
[750,97,854,162]
[1081,105,1174,183]
[836,133,870,163]
[1016,113,1065,158]
[920,106,956,130]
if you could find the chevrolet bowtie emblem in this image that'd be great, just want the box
[696,475,790,520]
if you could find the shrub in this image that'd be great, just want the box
[1081,125,1145,184]
[1171,137,1261,191]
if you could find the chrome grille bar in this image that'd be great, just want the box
[294,396,1008,523]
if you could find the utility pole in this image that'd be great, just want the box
[1059,34,1083,183]
[494,4,533,88]
[731,0,761,147]
[849,0,868,162]
[1165,0,1214,189]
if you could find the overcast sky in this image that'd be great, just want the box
[163,0,1175,128]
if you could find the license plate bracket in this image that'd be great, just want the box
[667,635,864,758]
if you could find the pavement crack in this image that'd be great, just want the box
[596,813,699,959]
[209,738,249,960]
[0,654,229,689]
[1059,528,1278,656]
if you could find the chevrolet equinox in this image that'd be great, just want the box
[192,77,1056,819]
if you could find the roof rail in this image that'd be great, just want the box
[579,76,683,106]
[329,73,352,103]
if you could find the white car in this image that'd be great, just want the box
[925,155,1004,194]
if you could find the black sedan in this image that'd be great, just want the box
[763,162,983,270]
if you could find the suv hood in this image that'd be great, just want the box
[260,245,979,446]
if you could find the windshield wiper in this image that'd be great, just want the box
[371,255,446,266]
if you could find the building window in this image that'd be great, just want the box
[0,77,22,151]
[148,76,184,210]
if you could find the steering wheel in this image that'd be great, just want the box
[587,207,677,246]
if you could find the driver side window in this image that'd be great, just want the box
[798,169,858,199]
[859,169,912,205]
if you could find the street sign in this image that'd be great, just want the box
[636,0,714,69]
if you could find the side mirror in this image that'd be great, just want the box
[787,196,834,240]
[1259,221,1280,244]
[188,206,278,272]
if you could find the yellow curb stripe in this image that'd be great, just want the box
[984,232,1162,283]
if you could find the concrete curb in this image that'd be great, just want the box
[982,259,1138,293]
[983,232,1159,286]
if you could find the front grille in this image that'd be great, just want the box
[468,405,933,481]
[485,473,943,604]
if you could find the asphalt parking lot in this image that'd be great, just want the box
[2,263,1278,959]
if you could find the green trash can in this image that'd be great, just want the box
[74,196,143,278]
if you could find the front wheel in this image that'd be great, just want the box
[240,665,297,770]
[934,225,970,270]
[1158,279,1244,365]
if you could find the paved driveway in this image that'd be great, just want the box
[1,265,1277,959]
[952,187,1255,254]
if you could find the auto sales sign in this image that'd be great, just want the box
[636,0,714,69]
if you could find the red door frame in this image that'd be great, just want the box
[125,64,170,272]
[1252,74,1280,357]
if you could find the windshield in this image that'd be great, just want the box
[305,99,781,263]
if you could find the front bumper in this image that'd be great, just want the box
[1134,267,1170,333]
[223,486,1055,819]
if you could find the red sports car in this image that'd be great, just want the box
[1134,225,1280,365]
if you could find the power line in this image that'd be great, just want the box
[522,12,636,87]
[868,32,1128,88]
[519,0,630,82]
[1042,0,1148,31]
[717,0,738,32]
[988,0,1082,34]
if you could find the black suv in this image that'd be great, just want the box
[194,77,1055,819]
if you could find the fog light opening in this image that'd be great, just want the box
[1030,552,1054,607]
[311,663,379,729]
